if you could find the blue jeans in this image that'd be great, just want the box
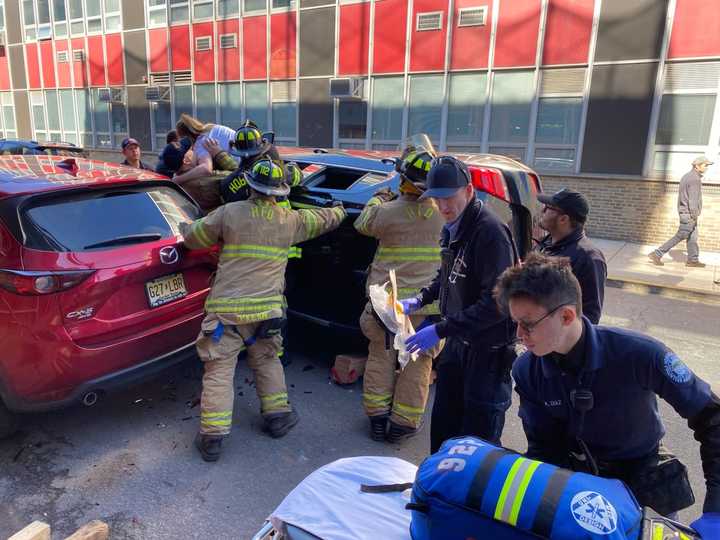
[655,214,699,262]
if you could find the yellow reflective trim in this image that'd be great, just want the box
[224,244,287,254]
[247,130,256,141]
[201,411,232,418]
[201,419,232,426]
[220,251,288,260]
[207,295,283,304]
[205,303,282,313]
[509,460,542,525]
[237,131,245,141]
[653,524,664,540]
[363,393,392,405]
[192,220,213,247]
[494,458,525,521]
[393,402,424,415]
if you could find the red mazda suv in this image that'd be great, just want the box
[0,155,215,437]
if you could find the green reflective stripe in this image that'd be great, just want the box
[201,418,232,426]
[221,252,287,261]
[494,457,542,526]
[363,393,392,406]
[301,210,320,238]
[192,220,213,247]
[202,411,232,418]
[653,524,665,540]
[288,246,302,258]
[377,246,441,262]
[261,392,288,404]
[392,402,425,421]
[222,244,288,260]
[224,244,287,254]
[207,296,283,304]
[206,304,280,313]
[291,201,320,209]
[366,196,382,207]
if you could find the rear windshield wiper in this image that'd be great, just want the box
[83,233,163,250]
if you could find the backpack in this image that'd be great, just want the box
[408,436,644,540]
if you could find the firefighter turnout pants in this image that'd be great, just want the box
[360,302,444,429]
[196,316,290,436]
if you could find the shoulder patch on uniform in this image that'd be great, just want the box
[571,491,618,535]
[663,352,692,384]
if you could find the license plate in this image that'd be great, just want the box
[145,273,188,308]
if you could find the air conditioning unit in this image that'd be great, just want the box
[417,12,443,31]
[72,49,85,62]
[195,36,212,51]
[57,50,69,63]
[329,78,363,100]
[145,86,170,102]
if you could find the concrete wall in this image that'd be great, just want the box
[542,175,720,252]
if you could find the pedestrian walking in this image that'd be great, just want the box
[180,159,347,462]
[536,188,607,324]
[649,156,713,267]
[402,156,517,453]
[494,253,720,538]
[355,143,445,443]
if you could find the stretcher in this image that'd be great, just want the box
[251,456,416,540]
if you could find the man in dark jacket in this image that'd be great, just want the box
[536,188,607,324]
[649,155,713,268]
[402,156,517,453]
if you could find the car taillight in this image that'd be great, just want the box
[469,166,509,202]
[0,269,95,295]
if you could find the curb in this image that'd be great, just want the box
[606,278,720,305]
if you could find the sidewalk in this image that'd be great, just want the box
[592,238,720,300]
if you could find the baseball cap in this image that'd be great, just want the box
[121,137,140,151]
[692,155,714,166]
[420,156,471,199]
[537,188,589,223]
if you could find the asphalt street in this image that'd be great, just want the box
[1,287,718,539]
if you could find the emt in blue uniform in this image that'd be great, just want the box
[493,253,720,539]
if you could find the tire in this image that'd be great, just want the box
[0,398,19,439]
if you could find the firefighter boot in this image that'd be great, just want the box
[195,434,224,462]
[369,415,388,442]
[386,419,424,444]
[264,409,299,438]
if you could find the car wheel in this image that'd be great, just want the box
[0,398,19,439]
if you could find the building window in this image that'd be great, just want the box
[104,0,122,32]
[91,88,111,147]
[23,0,36,41]
[272,0,293,9]
[338,100,367,145]
[30,92,46,141]
[244,0,266,13]
[0,93,14,140]
[170,0,190,23]
[111,90,128,148]
[148,0,167,26]
[244,81,268,131]
[217,0,239,18]
[652,61,720,176]
[75,89,93,148]
[53,0,68,37]
[371,76,404,149]
[37,0,52,39]
[46,90,62,142]
[195,84,217,123]
[60,89,77,145]
[271,80,296,142]
[85,0,102,34]
[532,68,585,173]
[69,0,84,35]
[446,72,486,151]
[488,70,534,162]
[407,74,443,143]
[193,0,213,19]
[219,83,242,127]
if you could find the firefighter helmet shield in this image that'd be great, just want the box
[244,159,290,196]
[232,120,271,158]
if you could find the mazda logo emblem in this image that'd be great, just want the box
[159,246,180,265]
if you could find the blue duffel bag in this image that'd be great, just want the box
[408,436,644,540]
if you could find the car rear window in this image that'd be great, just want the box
[21,185,202,252]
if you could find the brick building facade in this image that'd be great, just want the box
[1,0,720,248]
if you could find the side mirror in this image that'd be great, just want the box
[262,131,275,144]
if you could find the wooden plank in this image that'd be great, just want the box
[7,521,51,540]
[63,521,109,540]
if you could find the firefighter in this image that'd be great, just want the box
[180,159,347,462]
[355,145,445,443]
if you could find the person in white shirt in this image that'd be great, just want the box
[173,113,237,186]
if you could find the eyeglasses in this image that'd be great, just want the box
[515,303,571,334]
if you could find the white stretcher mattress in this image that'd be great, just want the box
[270,456,417,540]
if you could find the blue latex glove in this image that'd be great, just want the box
[400,298,422,315]
[405,324,440,354]
[690,513,720,539]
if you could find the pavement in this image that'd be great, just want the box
[592,238,720,300]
